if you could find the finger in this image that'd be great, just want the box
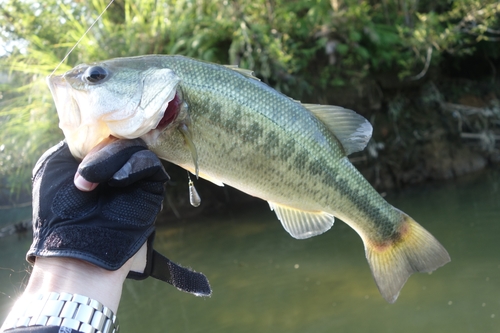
[78,137,148,183]
[73,137,114,191]
[109,150,170,187]
[87,135,119,155]
[74,172,99,191]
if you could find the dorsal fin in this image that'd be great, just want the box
[303,104,373,155]
[225,65,261,81]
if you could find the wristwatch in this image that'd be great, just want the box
[1,292,118,333]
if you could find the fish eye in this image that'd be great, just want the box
[84,66,108,83]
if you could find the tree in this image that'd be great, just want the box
[0,0,499,201]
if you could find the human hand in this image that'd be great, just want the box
[28,137,166,271]
[27,138,211,296]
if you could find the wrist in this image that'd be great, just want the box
[24,257,129,313]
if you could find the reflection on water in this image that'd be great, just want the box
[1,170,499,332]
[0,204,31,238]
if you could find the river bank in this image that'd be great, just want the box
[351,75,500,190]
[1,72,498,217]
[156,70,500,222]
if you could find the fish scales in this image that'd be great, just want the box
[151,56,397,237]
[46,54,450,303]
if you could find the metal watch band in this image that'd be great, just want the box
[1,292,119,333]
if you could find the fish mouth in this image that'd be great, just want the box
[46,68,182,157]
[46,74,82,134]
[46,73,104,159]
[46,75,74,115]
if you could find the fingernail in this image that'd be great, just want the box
[74,172,98,191]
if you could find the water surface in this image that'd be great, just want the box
[0,170,499,332]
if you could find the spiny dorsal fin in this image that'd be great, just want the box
[268,202,335,239]
[303,104,373,155]
[225,65,261,81]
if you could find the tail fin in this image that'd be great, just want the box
[365,213,450,303]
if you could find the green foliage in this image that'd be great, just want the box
[0,0,499,198]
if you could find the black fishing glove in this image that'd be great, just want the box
[27,139,211,296]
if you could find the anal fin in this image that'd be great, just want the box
[268,202,335,239]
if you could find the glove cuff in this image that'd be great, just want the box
[126,232,211,297]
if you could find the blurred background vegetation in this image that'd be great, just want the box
[0,0,499,210]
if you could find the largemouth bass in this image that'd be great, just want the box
[46,55,450,303]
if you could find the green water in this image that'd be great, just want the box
[1,170,499,332]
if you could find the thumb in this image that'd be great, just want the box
[74,172,99,191]
[78,137,147,183]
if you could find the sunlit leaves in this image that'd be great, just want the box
[0,0,498,199]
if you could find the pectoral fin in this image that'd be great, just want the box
[178,123,199,178]
[268,202,335,239]
[182,165,225,187]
